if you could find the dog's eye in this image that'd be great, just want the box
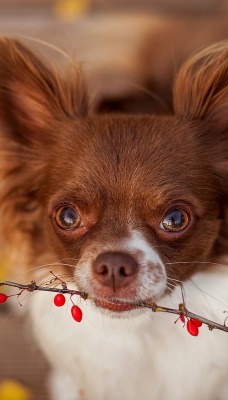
[55,206,82,230]
[160,209,189,232]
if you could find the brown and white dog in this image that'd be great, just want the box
[0,37,227,400]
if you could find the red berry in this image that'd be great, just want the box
[190,318,202,327]
[180,313,185,323]
[71,305,83,322]
[187,319,199,336]
[0,293,8,304]
[54,294,66,307]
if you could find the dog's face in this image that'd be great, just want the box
[43,116,220,311]
[0,39,227,314]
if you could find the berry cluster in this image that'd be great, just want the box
[0,292,83,323]
[54,293,83,322]
[179,313,202,336]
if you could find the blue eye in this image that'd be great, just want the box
[160,209,189,232]
[55,206,82,230]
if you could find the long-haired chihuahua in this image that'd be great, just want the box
[0,38,227,400]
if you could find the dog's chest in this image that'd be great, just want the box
[29,280,228,400]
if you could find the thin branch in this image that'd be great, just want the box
[141,302,228,333]
[0,280,88,300]
[1,279,228,333]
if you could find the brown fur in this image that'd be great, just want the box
[0,37,227,296]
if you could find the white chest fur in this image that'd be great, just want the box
[29,264,228,400]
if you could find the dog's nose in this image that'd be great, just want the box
[92,252,138,290]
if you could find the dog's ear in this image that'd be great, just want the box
[0,38,87,239]
[174,42,228,251]
[173,42,228,195]
[173,42,227,122]
[0,37,87,144]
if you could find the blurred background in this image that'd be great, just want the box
[0,1,227,399]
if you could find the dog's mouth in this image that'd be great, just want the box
[94,298,141,312]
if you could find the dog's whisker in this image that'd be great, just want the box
[10,261,83,282]
[165,261,225,266]
[166,281,176,287]
[166,286,176,294]
[167,277,186,283]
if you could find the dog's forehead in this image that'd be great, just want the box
[62,115,203,187]
[78,115,185,158]
[47,115,212,211]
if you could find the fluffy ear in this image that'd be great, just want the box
[0,37,87,142]
[0,37,87,238]
[174,42,228,251]
[173,42,227,121]
[173,42,228,194]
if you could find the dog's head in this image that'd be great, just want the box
[0,38,227,314]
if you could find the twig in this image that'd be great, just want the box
[1,279,228,333]
[141,302,228,333]
[0,280,88,300]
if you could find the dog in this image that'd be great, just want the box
[0,37,227,400]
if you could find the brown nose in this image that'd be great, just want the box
[92,252,138,290]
